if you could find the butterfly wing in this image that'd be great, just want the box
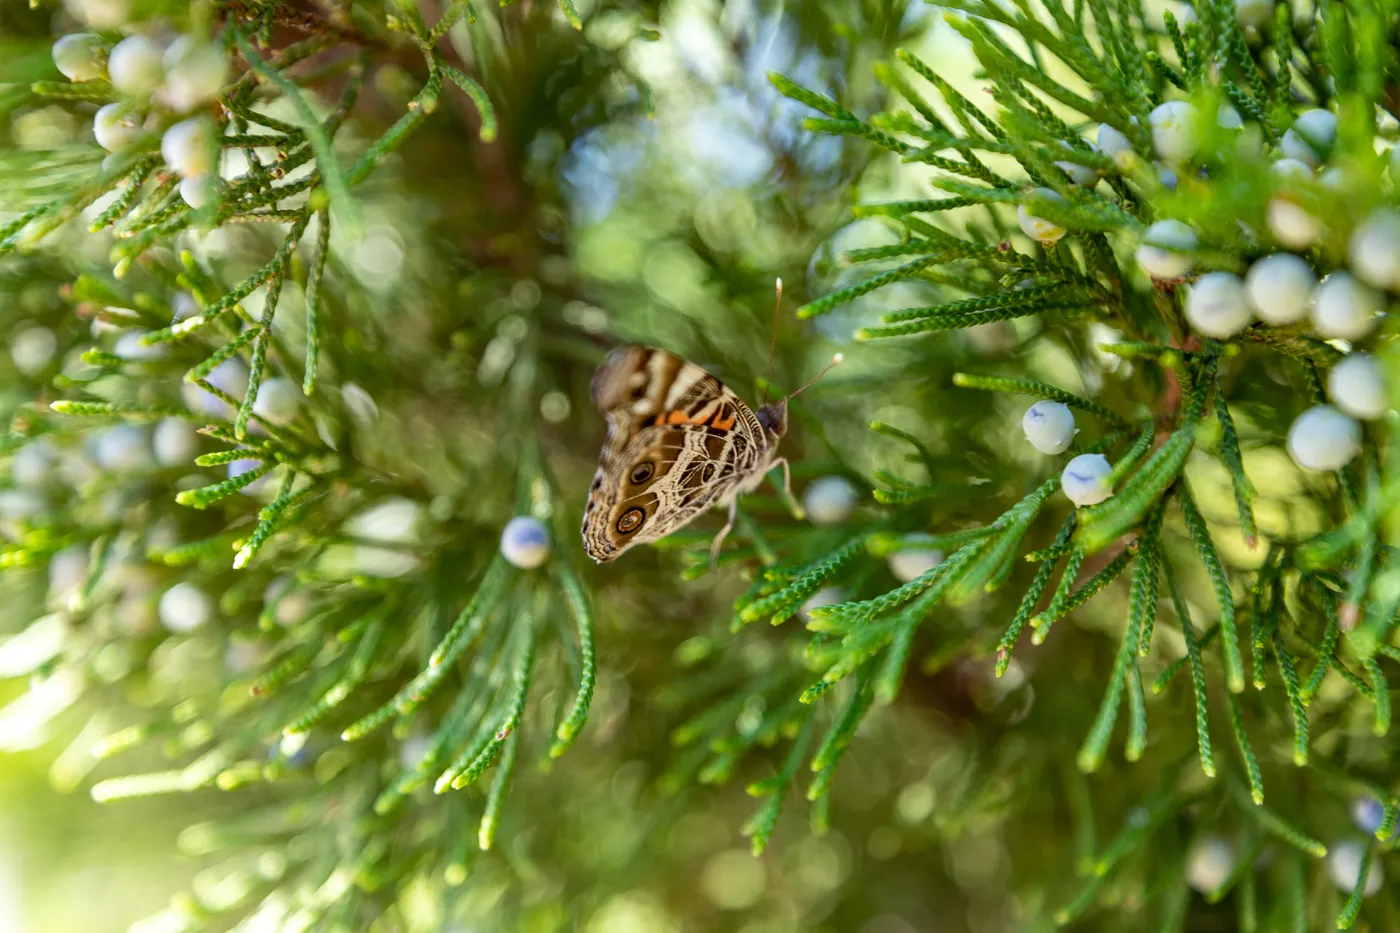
[582,346,770,562]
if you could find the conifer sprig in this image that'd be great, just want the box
[749,1,1400,916]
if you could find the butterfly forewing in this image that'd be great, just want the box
[582,346,773,562]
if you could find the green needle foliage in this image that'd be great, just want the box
[5,0,1400,929]
[754,0,1400,925]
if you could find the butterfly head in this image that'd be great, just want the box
[755,400,787,439]
[757,353,841,439]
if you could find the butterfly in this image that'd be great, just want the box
[581,283,841,565]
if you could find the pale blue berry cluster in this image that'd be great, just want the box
[1020,401,1114,507]
[1093,95,1396,476]
[56,21,228,208]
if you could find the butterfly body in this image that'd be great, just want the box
[581,345,790,563]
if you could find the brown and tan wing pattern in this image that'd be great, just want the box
[582,346,770,562]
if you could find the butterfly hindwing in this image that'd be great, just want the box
[582,346,771,562]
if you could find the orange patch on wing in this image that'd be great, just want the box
[666,411,689,425]
[711,413,736,430]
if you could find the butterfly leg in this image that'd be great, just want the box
[709,499,738,571]
[770,457,805,521]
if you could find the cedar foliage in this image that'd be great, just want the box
[2,0,1399,929]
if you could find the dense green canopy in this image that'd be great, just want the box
[1,0,1399,929]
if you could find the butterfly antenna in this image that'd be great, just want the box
[779,352,844,406]
[760,277,782,408]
